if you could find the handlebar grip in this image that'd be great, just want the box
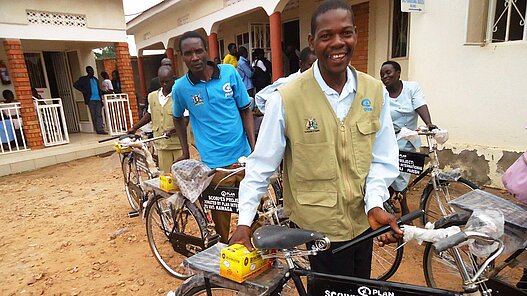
[332,210,423,254]
[433,232,468,253]
[98,135,121,143]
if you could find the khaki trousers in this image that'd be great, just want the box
[157,149,182,174]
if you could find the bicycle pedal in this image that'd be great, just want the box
[128,210,139,218]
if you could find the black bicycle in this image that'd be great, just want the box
[387,128,478,225]
[174,206,526,296]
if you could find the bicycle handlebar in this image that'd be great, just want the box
[332,210,424,254]
[98,134,124,143]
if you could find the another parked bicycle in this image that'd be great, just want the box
[100,133,166,217]
[142,159,285,279]
[422,189,527,295]
[387,128,479,225]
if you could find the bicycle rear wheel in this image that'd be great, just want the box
[371,238,404,280]
[145,195,210,279]
[420,177,478,225]
[121,154,141,211]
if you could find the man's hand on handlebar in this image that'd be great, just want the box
[367,207,403,246]
[229,225,254,251]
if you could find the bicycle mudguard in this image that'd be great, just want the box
[253,225,325,250]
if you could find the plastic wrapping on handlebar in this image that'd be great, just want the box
[432,232,468,252]
[332,210,424,254]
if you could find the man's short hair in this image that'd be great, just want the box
[382,60,402,72]
[178,31,207,52]
[227,43,237,51]
[311,0,354,35]
[299,47,315,62]
[161,58,172,66]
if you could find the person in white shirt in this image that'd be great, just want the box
[100,71,114,94]
[230,0,401,291]
[255,47,317,114]
[127,66,187,173]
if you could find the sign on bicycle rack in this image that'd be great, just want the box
[201,186,239,213]
[399,151,426,175]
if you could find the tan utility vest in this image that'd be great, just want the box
[148,90,181,150]
[278,66,384,242]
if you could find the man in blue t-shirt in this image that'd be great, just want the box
[172,31,255,243]
[73,66,106,134]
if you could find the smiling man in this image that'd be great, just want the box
[231,0,401,286]
[171,31,255,243]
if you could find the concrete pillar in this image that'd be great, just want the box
[208,33,219,61]
[269,12,283,81]
[165,47,178,77]
[114,42,139,122]
[3,39,44,149]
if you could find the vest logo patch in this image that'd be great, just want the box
[192,93,204,106]
[223,82,233,98]
[304,117,320,133]
[361,98,373,112]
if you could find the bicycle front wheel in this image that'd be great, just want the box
[371,238,404,280]
[121,154,140,211]
[420,177,478,225]
[423,216,486,293]
[145,195,209,279]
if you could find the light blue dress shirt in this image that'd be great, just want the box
[237,56,254,91]
[238,61,400,226]
[387,81,426,150]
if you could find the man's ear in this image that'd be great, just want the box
[308,34,314,50]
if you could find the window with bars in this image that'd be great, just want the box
[24,53,47,89]
[491,0,526,42]
[391,0,409,58]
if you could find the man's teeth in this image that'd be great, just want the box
[329,53,346,59]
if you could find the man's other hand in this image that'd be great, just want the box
[229,225,254,251]
[367,207,403,246]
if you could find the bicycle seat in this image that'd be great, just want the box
[253,225,325,250]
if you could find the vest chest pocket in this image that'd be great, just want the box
[292,141,338,196]
[353,119,381,174]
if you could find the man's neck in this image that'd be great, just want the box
[191,64,214,82]
[321,71,347,95]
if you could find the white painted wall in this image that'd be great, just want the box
[408,0,527,151]
[0,0,127,42]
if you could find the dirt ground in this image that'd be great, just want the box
[0,153,514,295]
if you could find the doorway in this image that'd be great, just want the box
[282,19,300,76]
[43,52,80,133]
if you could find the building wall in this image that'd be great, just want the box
[408,0,526,186]
[0,0,126,42]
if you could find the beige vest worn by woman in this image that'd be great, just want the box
[148,91,181,151]
[278,66,384,242]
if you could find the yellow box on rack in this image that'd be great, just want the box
[219,244,272,283]
[159,174,178,192]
